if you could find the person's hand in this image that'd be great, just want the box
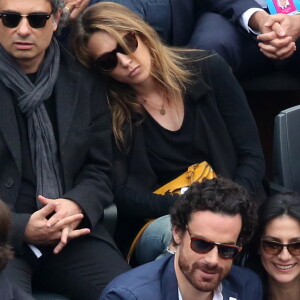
[64,0,90,22]
[257,13,299,59]
[249,11,295,59]
[258,34,295,59]
[37,196,91,254]
[263,13,300,42]
[25,200,87,248]
[249,10,275,33]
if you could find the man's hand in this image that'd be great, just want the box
[38,195,90,254]
[25,201,87,247]
[263,14,300,42]
[249,10,275,33]
[257,13,299,59]
[249,11,297,59]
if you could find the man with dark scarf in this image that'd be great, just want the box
[0,0,130,299]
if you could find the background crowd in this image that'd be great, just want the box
[0,0,299,299]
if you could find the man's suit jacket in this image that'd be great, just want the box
[199,0,262,21]
[172,0,262,46]
[100,255,263,300]
[88,0,262,46]
[0,45,115,251]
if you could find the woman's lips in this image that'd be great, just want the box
[274,263,296,271]
[129,65,140,77]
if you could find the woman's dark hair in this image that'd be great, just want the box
[0,200,13,271]
[255,193,300,242]
[170,177,258,246]
[246,193,300,286]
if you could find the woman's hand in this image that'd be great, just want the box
[64,0,90,22]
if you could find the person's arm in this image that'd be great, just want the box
[114,185,177,220]
[9,212,31,250]
[203,53,265,193]
[206,0,298,59]
[100,289,137,300]
[40,72,114,250]
[113,149,178,220]
[61,77,114,227]
[200,0,262,22]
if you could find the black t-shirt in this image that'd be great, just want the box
[143,100,209,186]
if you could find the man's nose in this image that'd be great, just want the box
[203,245,219,266]
[17,17,31,36]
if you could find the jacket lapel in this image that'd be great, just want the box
[54,58,80,151]
[222,285,238,300]
[0,82,22,172]
[161,256,180,300]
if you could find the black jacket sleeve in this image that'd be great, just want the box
[199,53,265,192]
[113,147,178,220]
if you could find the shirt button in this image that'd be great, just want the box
[4,178,14,188]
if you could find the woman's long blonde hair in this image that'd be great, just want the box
[72,2,194,152]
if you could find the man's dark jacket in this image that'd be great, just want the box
[0,45,115,251]
[100,255,263,300]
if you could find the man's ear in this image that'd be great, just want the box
[172,225,184,245]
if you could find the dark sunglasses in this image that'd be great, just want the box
[93,32,138,72]
[261,239,300,256]
[0,12,52,28]
[187,228,242,259]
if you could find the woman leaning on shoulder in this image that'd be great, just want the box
[71,2,265,254]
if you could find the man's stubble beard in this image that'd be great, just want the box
[178,252,230,293]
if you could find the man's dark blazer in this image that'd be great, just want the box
[100,255,263,300]
[171,0,262,46]
[0,44,115,251]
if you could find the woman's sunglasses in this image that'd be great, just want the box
[93,32,138,73]
[261,239,300,256]
[187,228,242,259]
[0,12,52,29]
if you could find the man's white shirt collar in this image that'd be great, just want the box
[178,283,224,300]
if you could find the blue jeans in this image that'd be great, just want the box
[135,215,172,265]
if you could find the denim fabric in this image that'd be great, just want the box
[135,215,172,265]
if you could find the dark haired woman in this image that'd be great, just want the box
[246,193,300,299]
[248,193,300,300]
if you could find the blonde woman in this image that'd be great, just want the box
[72,2,265,257]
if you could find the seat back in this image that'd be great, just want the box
[103,203,117,237]
[273,105,300,192]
